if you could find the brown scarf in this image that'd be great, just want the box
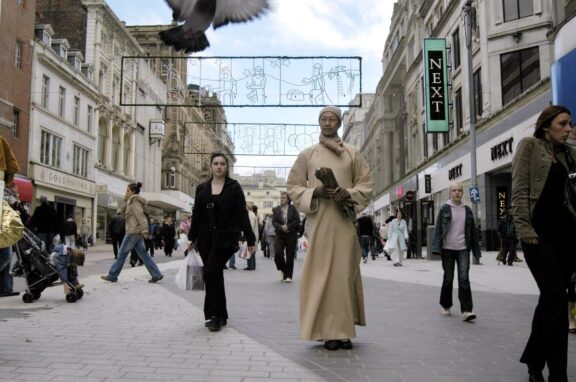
[319,134,346,155]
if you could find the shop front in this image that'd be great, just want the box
[29,163,96,240]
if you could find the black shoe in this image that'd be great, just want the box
[223,265,229,269]
[229,266,237,270]
[323,340,340,351]
[207,316,222,332]
[0,291,20,297]
[243,267,255,271]
[339,339,353,349]
[528,372,545,382]
[148,275,164,283]
[130,263,136,267]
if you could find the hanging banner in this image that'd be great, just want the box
[423,39,449,133]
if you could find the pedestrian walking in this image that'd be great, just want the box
[432,181,481,322]
[272,192,300,282]
[287,106,373,351]
[30,195,57,252]
[108,210,125,259]
[151,218,162,250]
[511,105,576,382]
[63,217,77,249]
[379,216,393,261]
[384,209,409,267]
[100,182,163,283]
[496,209,518,266]
[245,204,259,271]
[356,213,374,264]
[79,218,91,250]
[263,214,275,259]
[179,213,191,236]
[187,153,255,332]
[162,217,176,257]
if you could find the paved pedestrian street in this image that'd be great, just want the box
[1,246,575,382]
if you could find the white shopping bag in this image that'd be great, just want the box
[174,248,204,291]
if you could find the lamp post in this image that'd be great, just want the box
[462,1,481,264]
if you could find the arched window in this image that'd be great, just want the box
[112,126,120,171]
[97,119,107,165]
[123,133,132,176]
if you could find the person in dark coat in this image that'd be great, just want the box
[356,213,374,263]
[272,192,300,282]
[187,153,255,332]
[162,217,176,257]
[63,217,78,249]
[30,195,58,252]
[108,211,126,259]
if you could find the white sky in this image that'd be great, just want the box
[106,0,395,174]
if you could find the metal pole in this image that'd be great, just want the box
[463,1,480,264]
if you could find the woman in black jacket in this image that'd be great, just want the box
[188,153,255,332]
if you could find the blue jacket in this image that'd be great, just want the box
[431,203,481,258]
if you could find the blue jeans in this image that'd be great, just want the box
[107,234,162,281]
[0,247,13,293]
[440,249,473,313]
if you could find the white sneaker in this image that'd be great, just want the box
[284,278,292,283]
[279,271,284,282]
[462,312,476,321]
[441,308,451,316]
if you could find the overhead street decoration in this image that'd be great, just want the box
[423,39,450,133]
[183,122,320,156]
[121,56,362,107]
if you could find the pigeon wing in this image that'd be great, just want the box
[212,0,269,29]
[165,0,199,22]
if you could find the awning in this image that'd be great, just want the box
[13,177,33,203]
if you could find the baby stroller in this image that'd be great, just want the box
[13,228,84,303]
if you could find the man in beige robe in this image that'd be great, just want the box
[287,106,373,351]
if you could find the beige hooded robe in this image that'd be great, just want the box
[287,143,373,341]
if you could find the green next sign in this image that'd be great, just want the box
[424,38,449,133]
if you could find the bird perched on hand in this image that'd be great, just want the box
[159,0,270,53]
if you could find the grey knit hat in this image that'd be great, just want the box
[318,106,342,124]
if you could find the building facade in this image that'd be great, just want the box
[359,0,566,253]
[28,23,100,237]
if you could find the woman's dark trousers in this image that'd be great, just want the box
[274,232,297,279]
[521,241,571,382]
[201,248,233,321]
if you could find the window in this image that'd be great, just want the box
[112,126,120,171]
[58,86,66,118]
[473,68,483,117]
[263,201,273,208]
[12,109,19,137]
[454,88,463,135]
[123,133,131,175]
[501,47,540,105]
[503,0,533,22]
[432,133,439,151]
[87,105,93,133]
[41,75,50,108]
[73,145,89,177]
[98,123,107,164]
[15,41,22,68]
[73,96,80,126]
[40,130,62,168]
[166,170,176,188]
[452,28,461,69]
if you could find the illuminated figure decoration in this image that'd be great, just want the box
[246,66,267,104]
[212,65,237,105]
[302,63,332,105]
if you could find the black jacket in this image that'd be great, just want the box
[356,215,374,237]
[188,177,255,253]
[31,203,57,233]
[272,204,300,237]
[63,220,77,236]
[108,214,126,236]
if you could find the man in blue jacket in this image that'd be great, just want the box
[432,181,481,322]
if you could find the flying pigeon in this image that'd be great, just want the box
[159,0,270,53]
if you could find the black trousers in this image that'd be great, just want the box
[520,240,572,382]
[498,237,517,264]
[274,233,297,279]
[200,247,233,321]
[111,234,124,259]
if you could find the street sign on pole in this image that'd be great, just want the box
[469,186,480,203]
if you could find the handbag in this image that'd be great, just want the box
[0,200,25,248]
